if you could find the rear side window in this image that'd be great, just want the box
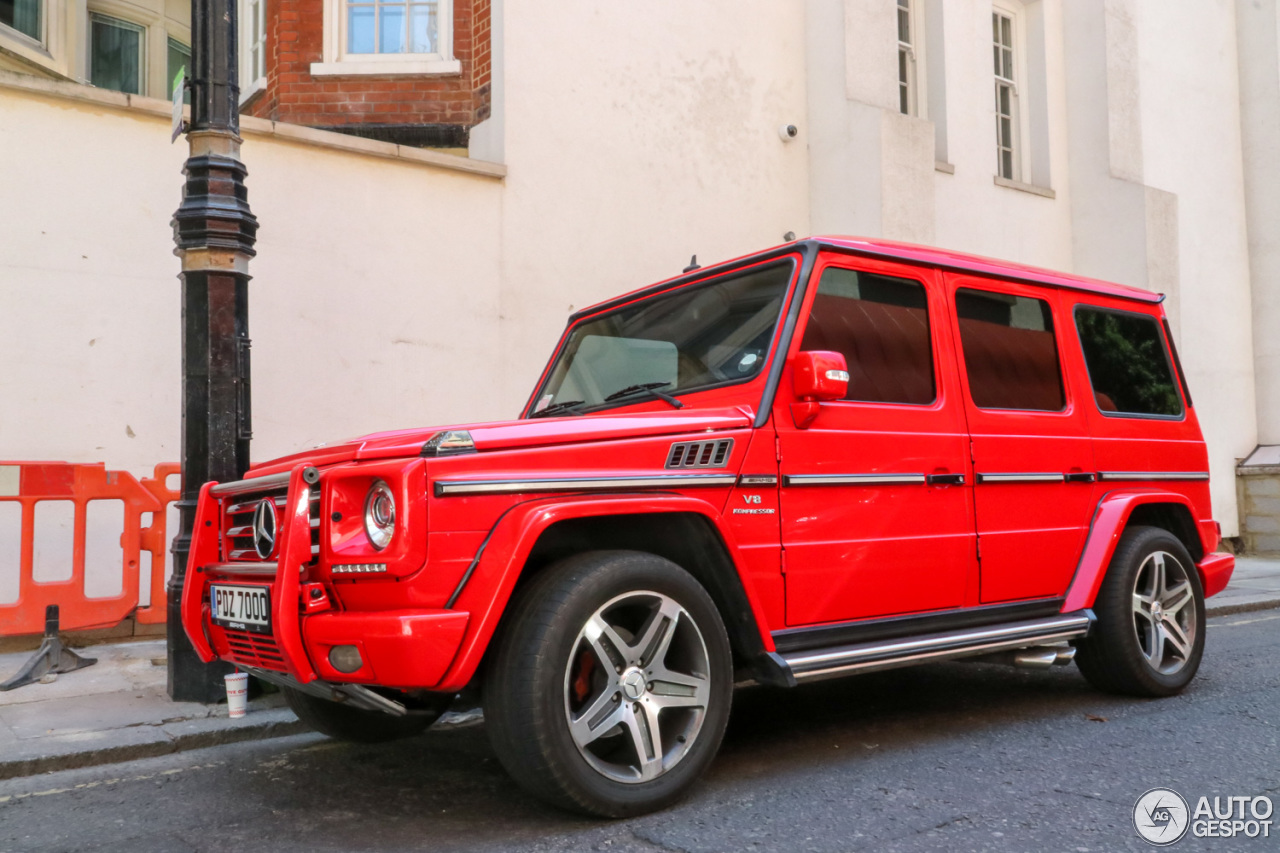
[798,267,935,405]
[1075,307,1183,417]
[955,288,1065,411]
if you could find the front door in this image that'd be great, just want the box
[943,274,1097,603]
[777,255,976,627]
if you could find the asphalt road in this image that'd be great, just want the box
[2,611,1277,853]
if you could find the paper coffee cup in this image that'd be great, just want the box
[225,672,249,718]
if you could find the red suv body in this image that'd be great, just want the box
[182,237,1234,815]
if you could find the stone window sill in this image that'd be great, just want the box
[993,175,1056,199]
[309,58,462,77]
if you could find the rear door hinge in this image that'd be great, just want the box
[780,547,787,575]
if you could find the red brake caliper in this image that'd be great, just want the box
[571,648,595,705]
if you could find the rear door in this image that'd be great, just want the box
[777,254,976,626]
[944,274,1096,603]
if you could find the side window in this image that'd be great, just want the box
[1075,307,1183,417]
[798,267,935,405]
[955,287,1065,411]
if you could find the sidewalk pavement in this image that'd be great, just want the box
[2,556,1277,782]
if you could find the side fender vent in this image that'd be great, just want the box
[666,439,734,469]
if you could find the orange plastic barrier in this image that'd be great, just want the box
[0,462,180,637]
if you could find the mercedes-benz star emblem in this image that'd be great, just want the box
[252,498,278,560]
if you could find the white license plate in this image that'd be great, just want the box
[210,584,272,634]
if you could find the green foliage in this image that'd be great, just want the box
[1076,310,1181,416]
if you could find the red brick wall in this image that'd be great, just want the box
[246,0,491,134]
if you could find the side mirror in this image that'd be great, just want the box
[793,351,849,401]
[791,351,848,428]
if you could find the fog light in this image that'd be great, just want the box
[329,645,363,673]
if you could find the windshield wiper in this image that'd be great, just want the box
[603,382,683,409]
[529,400,586,419]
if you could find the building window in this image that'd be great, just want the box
[993,9,1018,179]
[897,0,916,116]
[168,38,190,100]
[313,0,457,76]
[240,0,266,97]
[90,13,145,96]
[347,0,438,54]
[0,0,40,41]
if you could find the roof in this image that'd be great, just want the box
[570,236,1161,322]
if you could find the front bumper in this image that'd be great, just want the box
[180,466,469,689]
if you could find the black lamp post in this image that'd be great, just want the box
[167,0,259,702]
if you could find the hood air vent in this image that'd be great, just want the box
[666,439,734,469]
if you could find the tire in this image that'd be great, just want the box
[282,686,449,744]
[1075,525,1206,697]
[483,550,734,818]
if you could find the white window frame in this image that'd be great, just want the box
[311,0,460,77]
[239,0,267,103]
[992,2,1031,183]
[0,0,44,48]
[896,0,927,118]
[88,11,147,96]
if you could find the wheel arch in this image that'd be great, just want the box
[1063,490,1208,612]
[435,495,777,692]
[518,512,768,669]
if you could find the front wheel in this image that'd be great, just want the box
[1075,525,1206,697]
[484,551,733,817]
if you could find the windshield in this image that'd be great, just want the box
[530,261,795,416]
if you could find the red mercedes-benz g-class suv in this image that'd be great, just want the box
[183,237,1234,816]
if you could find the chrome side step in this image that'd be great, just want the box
[775,610,1094,684]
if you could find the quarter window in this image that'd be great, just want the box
[0,0,40,40]
[956,288,1065,412]
[799,267,935,405]
[1075,308,1183,417]
[90,14,145,96]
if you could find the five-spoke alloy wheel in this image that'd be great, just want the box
[484,551,733,817]
[1076,526,1206,697]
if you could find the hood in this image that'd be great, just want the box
[245,406,755,477]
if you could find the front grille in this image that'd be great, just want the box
[221,486,321,565]
[666,439,734,469]
[223,628,288,671]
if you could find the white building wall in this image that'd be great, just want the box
[0,0,1267,542]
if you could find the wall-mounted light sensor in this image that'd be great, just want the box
[778,124,799,142]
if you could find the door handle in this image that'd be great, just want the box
[926,473,966,486]
[1064,472,1096,484]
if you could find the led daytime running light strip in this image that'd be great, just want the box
[332,563,388,574]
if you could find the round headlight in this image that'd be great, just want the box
[363,480,396,550]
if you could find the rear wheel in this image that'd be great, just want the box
[484,550,733,817]
[1075,525,1205,697]
[282,687,450,743]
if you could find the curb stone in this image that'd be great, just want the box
[1206,596,1280,618]
[0,706,485,782]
